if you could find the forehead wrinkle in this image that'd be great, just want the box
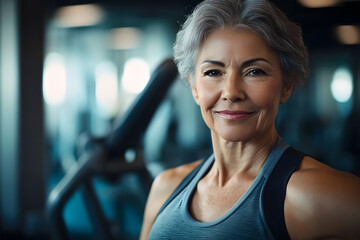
[197,29,281,73]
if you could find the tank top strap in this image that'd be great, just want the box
[261,136,290,179]
[156,154,214,219]
[262,146,306,239]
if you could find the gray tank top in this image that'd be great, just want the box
[148,138,289,240]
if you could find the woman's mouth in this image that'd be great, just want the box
[216,110,255,120]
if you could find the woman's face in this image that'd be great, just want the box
[191,28,292,143]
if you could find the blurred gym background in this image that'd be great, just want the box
[1,0,359,239]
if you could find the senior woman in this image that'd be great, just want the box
[140,0,360,239]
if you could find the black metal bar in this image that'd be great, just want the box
[46,58,178,239]
[47,147,105,240]
[106,58,178,157]
[82,179,113,240]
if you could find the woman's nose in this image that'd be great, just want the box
[221,72,246,102]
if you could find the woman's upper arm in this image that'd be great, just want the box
[285,164,360,239]
[139,160,202,240]
[329,172,360,239]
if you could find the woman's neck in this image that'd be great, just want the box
[209,129,278,186]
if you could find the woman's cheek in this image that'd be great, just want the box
[197,82,220,108]
[249,84,281,107]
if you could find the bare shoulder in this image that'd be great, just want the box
[285,156,360,239]
[139,160,202,240]
[155,160,203,192]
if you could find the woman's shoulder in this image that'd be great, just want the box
[153,160,203,196]
[139,160,202,240]
[285,156,360,239]
[288,156,360,199]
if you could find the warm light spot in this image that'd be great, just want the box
[121,58,150,94]
[55,4,103,27]
[331,67,353,103]
[43,53,67,105]
[335,25,360,45]
[109,27,142,50]
[95,61,119,117]
[297,0,339,8]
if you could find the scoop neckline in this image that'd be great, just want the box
[180,137,289,227]
[181,154,266,227]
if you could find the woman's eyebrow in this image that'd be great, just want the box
[201,58,271,67]
[242,58,271,68]
[201,60,225,67]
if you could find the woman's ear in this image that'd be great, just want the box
[188,76,200,105]
[280,80,294,104]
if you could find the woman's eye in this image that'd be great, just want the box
[203,69,222,77]
[248,69,266,76]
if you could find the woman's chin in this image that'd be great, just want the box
[216,131,253,143]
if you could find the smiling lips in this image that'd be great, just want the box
[216,110,255,120]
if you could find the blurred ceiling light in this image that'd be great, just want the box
[95,61,119,117]
[43,53,67,106]
[297,0,339,8]
[121,58,150,94]
[55,4,103,28]
[298,0,359,8]
[331,67,353,103]
[110,27,142,50]
[335,25,360,45]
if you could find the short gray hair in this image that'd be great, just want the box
[173,0,310,88]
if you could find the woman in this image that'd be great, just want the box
[140,0,360,239]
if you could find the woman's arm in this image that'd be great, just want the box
[285,156,360,240]
[139,160,202,240]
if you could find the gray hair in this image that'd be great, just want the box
[173,0,310,89]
